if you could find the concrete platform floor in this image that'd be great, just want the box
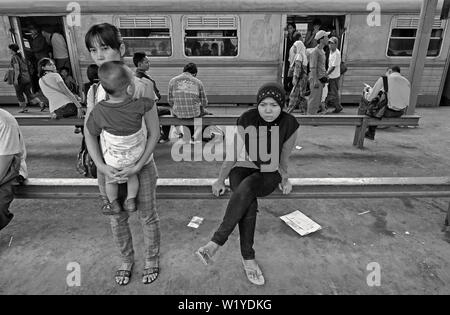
[0,104,449,295]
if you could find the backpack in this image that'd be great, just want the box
[76,143,97,178]
[76,83,99,178]
[366,76,388,119]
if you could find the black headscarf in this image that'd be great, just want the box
[237,83,299,168]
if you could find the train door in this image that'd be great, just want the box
[282,15,346,90]
[8,16,80,96]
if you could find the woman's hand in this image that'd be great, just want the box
[212,179,227,197]
[115,165,140,180]
[279,179,293,195]
[98,164,120,180]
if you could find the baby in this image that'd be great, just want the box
[86,61,153,213]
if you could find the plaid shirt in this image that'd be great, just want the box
[168,72,208,118]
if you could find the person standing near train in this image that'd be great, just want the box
[305,19,322,49]
[283,23,297,93]
[41,28,71,72]
[29,25,51,65]
[133,52,171,144]
[325,37,343,113]
[286,33,308,114]
[307,30,330,115]
[83,23,161,286]
[8,44,44,113]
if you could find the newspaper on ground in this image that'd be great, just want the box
[280,210,322,236]
[188,216,204,229]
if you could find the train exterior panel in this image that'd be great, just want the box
[0,0,449,106]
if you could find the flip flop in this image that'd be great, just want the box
[242,259,265,286]
[196,247,214,266]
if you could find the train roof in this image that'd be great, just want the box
[0,0,445,15]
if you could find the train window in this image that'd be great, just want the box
[387,16,446,57]
[117,16,172,57]
[183,16,239,57]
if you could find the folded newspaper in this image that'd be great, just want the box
[280,211,322,236]
[187,216,204,229]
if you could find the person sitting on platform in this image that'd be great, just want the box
[0,109,28,231]
[362,65,410,140]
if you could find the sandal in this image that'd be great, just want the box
[242,259,265,286]
[115,269,132,286]
[142,267,159,284]
[196,247,214,266]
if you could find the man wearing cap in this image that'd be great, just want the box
[308,30,330,115]
[325,37,344,113]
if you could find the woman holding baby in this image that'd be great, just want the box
[84,23,161,286]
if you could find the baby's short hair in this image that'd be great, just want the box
[98,61,131,96]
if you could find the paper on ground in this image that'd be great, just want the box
[280,210,322,236]
[188,216,204,229]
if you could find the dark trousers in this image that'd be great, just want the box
[326,77,342,111]
[55,58,71,72]
[54,103,77,118]
[13,81,34,104]
[157,107,171,140]
[366,108,404,138]
[0,156,20,231]
[175,112,211,141]
[211,167,281,260]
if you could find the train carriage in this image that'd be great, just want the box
[0,0,449,106]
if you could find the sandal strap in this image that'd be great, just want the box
[143,267,159,275]
[115,270,132,277]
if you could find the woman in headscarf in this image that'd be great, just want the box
[196,83,299,286]
[286,32,308,114]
